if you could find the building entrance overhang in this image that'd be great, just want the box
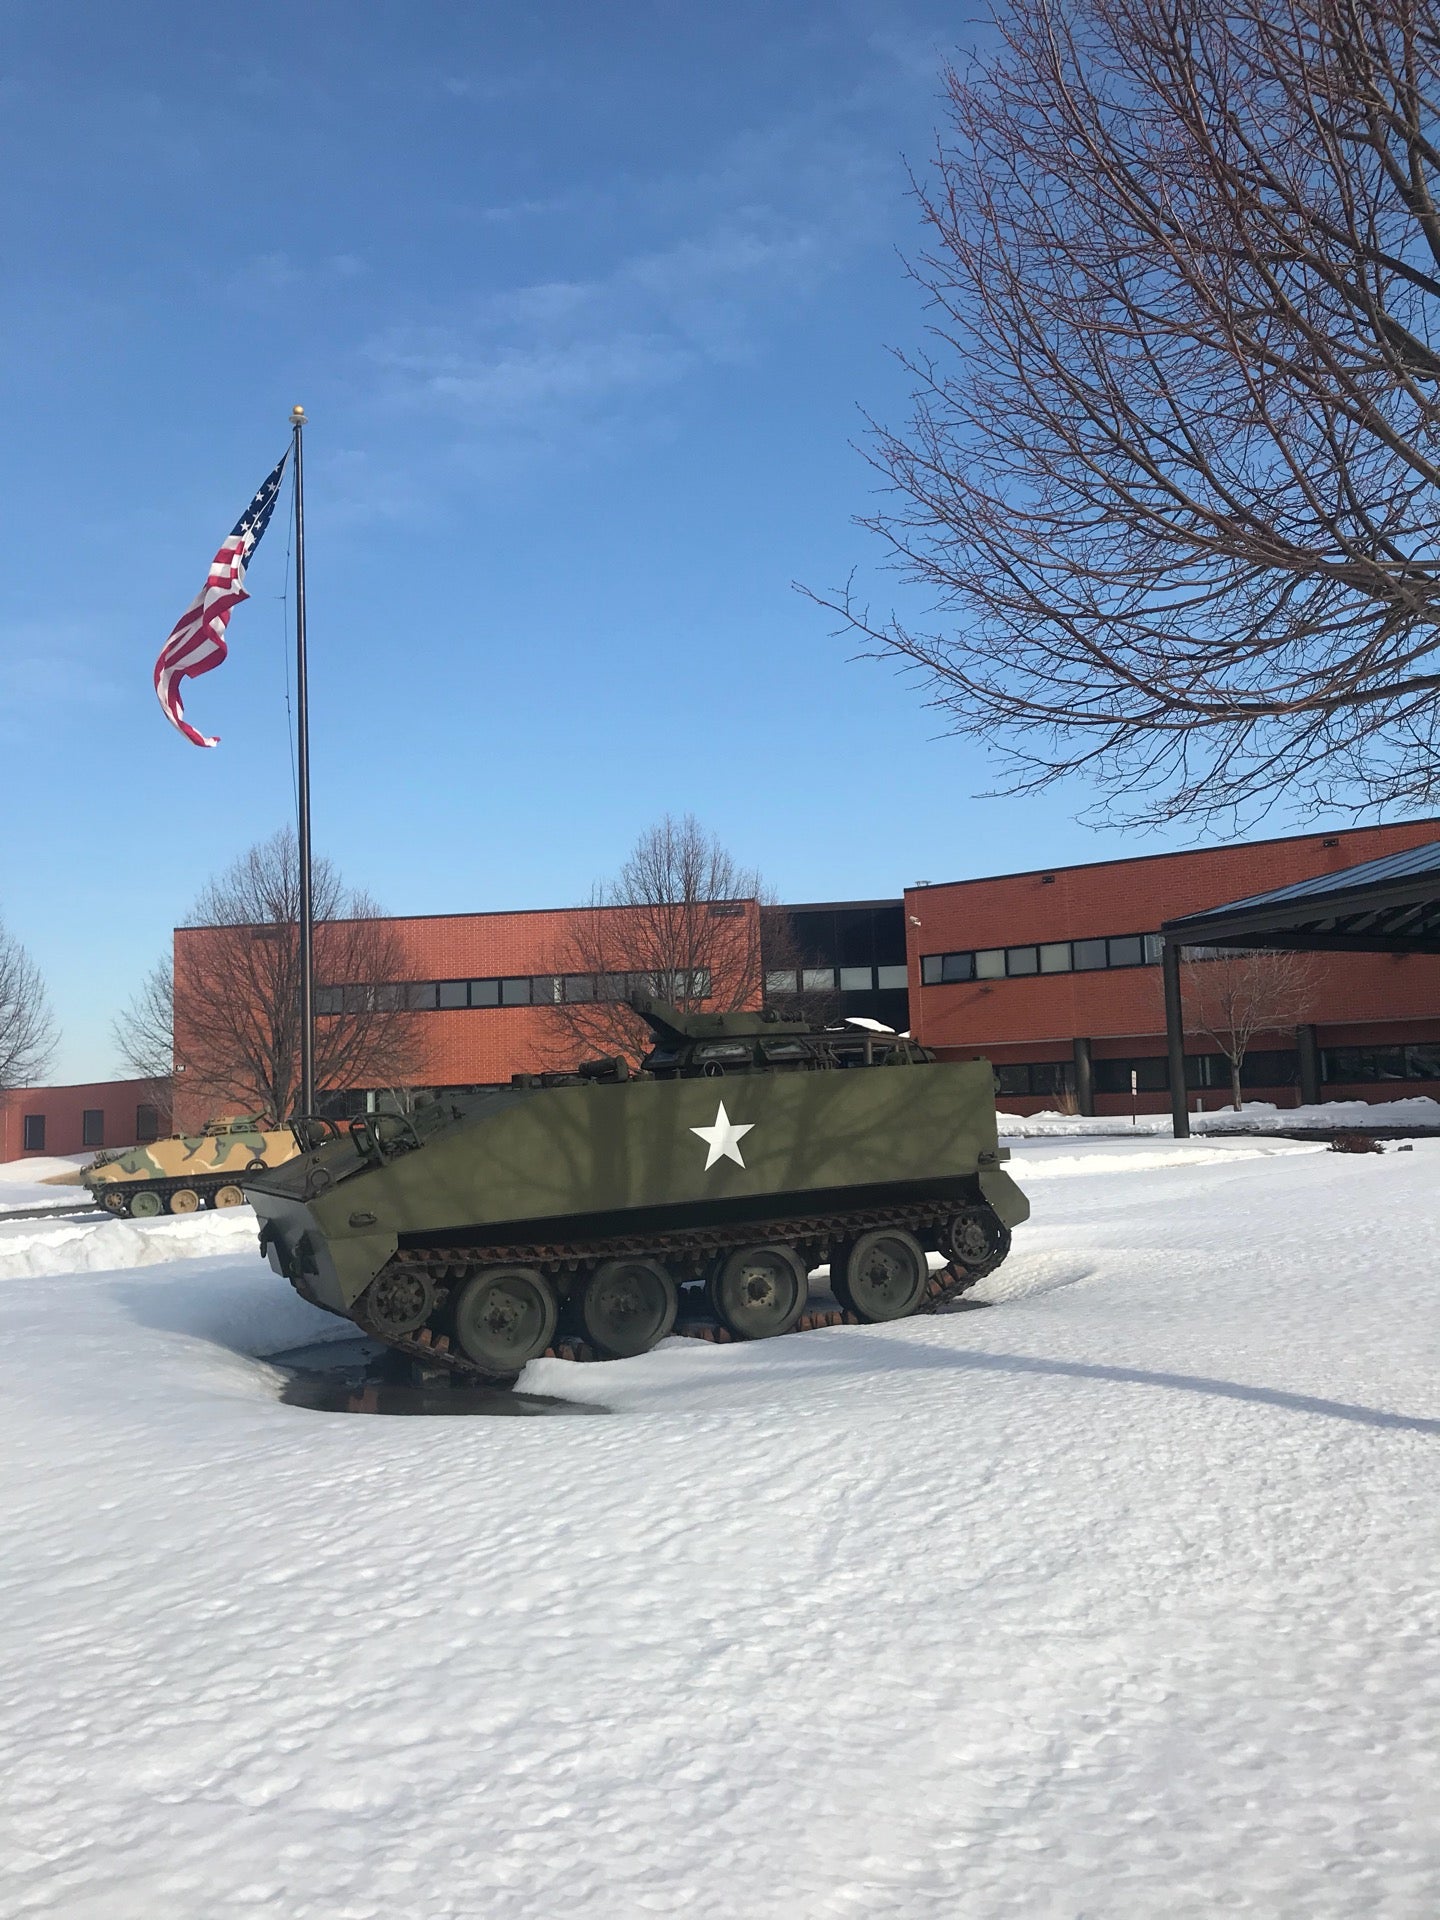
[1159,841,1440,1136]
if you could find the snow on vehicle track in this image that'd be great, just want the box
[0,1138,1436,1919]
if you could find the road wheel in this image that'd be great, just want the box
[212,1185,245,1209]
[100,1190,128,1215]
[579,1258,677,1358]
[130,1189,163,1218]
[833,1228,928,1322]
[169,1188,201,1214]
[709,1244,808,1340]
[360,1265,436,1338]
[452,1266,558,1374]
[941,1206,1011,1278]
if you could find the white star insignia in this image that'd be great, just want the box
[690,1100,755,1171]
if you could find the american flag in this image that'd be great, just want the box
[154,451,288,748]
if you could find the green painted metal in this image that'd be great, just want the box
[247,998,1030,1322]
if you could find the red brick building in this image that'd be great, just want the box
[0,1079,169,1162]
[905,819,1440,1114]
[171,900,766,1127]
[8,820,1434,1162]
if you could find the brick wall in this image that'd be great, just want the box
[0,1079,170,1162]
[906,819,1440,1110]
[174,899,764,1115]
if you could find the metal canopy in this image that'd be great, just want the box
[1162,840,1440,956]
[1158,840,1440,1136]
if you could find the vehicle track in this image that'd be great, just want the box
[290,1197,1007,1385]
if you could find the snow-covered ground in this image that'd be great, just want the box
[0,1155,89,1213]
[999,1094,1440,1136]
[1,1137,1437,1919]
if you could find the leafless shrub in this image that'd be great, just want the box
[1329,1127,1384,1152]
[824,0,1440,825]
[1182,946,1320,1108]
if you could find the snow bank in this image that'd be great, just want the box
[0,1204,260,1281]
[1000,1093,1440,1137]
[1010,1134,1324,1179]
[0,1139,1436,1919]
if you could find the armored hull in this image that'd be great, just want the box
[85,1119,299,1218]
[246,999,1028,1381]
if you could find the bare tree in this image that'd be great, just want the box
[548,815,765,1065]
[111,959,177,1117]
[758,906,843,1029]
[828,0,1440,825]
[1182,947,1320,1108]
[122,829,421,1126]
[0,917,56,1091]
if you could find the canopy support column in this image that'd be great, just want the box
[1071,1037,1094,1117]
[1163,938,1189,1139]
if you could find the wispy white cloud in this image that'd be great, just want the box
[363,111,888,440]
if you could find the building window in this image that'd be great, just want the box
[993,1061,1076,1098]
[1323,1044,1434,1084]
[1094,1057,1169,1094]
[920,932,1160,987]
[136,1105,159,1143]
[765,969,799,995]
[839,966,874,992]
[1089,1050,1301,1095]
[802,968,835,992]
[381,967,725,1014]
[22,1114,45,1152]
[875,964,909,991]
[82,1110,104,1148]
[315,986,343,1016]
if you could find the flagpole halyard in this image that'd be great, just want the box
[290,403,315,1120]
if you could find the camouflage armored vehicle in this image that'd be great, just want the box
[245,997,1028,1383]
[85,1117,300,1217]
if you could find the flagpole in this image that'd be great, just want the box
[290,403,315,1119]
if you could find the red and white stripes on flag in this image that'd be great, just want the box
[154,451,288,748]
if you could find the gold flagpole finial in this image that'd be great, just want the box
[290,403,307,424]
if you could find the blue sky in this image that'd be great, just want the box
[2,0,1308,1082]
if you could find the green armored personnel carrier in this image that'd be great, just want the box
[245,997,1029,1383]
[85,1117,300,1218]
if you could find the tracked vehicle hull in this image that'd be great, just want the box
[247,1001,1029,1383]
[84,1119,299,1218]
